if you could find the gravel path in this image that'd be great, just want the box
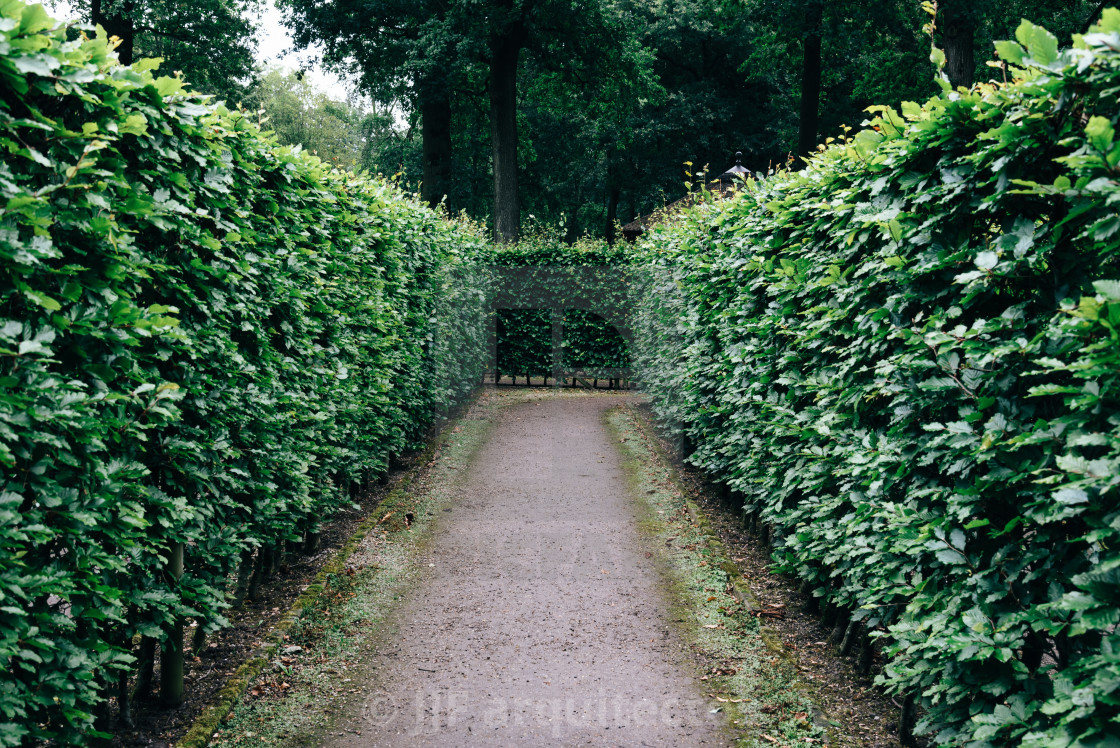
[324,393,727,747]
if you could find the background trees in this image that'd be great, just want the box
[934,0,1104,88]
[77,0,260,102]
[247,68,372,168]
[73,0,1111,241]
[274,0,465,209]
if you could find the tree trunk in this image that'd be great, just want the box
[899,693,918,747]
[797,0,823,160]
[92,0,136,66]
[1083,1,1108,33]
[489,21,527,243]
[117,670,134,728]
[940,2,974,88]
[233,548,254,603]
[420,75,453,210]
[133,636,156,701]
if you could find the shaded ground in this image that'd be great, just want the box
[628,402,905,748]
[320,393,726,746]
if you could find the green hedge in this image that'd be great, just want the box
[0,4,488,744]
[489,236,631,378]
[634,14,1120,747]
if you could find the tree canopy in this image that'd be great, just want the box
[102,0,1109,242]
[68,0,261,102]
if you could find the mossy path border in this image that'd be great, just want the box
[607,401,833,748]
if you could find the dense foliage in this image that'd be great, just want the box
[633,13,1120,746]
[0,4,488,744]
[488,236,631,380]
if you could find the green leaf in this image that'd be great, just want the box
[1053,488,1089,505]
[18,2,53,34]
[994,40,1024,66]
[1016,20,1059,65]
[12,54,58,77]
[119,113,148,136]
[1092,8,1120,33]
[23,290,61,312]
[1092,280,1120,301]
[975,251,998,270]
[1085,116,1115,153]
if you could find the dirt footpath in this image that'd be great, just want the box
[324,393,727,746]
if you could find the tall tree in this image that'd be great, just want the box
[515,0,660,240]
[937,1,977,87]
[280,0,639,242]
[743,0,933,158]
[81,0,260,101]
[486,0,528,242]
[797,0,823,158]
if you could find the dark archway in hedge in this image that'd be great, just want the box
[486,264,635,386]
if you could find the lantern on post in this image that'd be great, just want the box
[716,151,752,186]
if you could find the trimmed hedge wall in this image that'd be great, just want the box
[0,4,488,744]
[633,15,1120,747]
[490,236,631,379]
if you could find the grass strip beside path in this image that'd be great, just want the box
[607,402,830,748]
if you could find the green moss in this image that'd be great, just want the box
[605,403,826,748]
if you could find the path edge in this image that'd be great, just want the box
[615,402,771,638]
[612,401,838,744]
[174,392,481,748]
